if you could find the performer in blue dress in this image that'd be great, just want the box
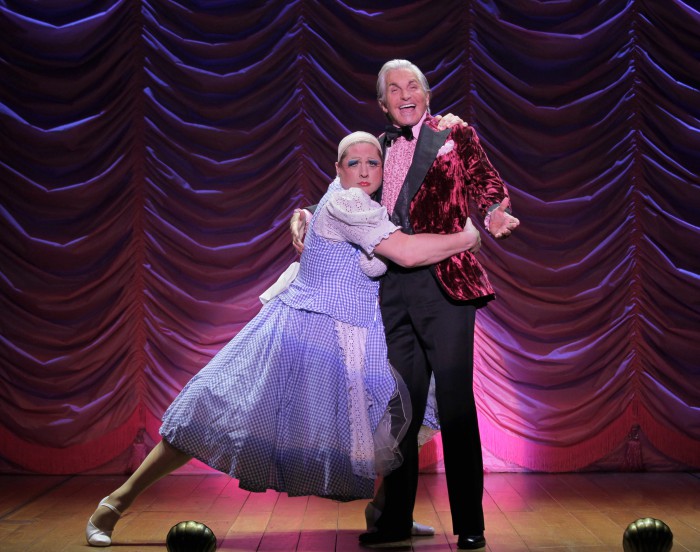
[86,131,482,547]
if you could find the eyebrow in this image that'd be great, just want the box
[389,79,418,88]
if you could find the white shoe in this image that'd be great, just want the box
[366,502,435,537]
[86,496,122,547]
[411,521,435,536]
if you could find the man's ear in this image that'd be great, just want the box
[378,100,388,114]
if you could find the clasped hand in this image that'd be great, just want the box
[462,218,481,254]
[291,209,307,254]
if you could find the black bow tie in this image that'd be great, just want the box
[384,125,414,145]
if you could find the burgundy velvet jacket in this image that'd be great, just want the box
[379,115,510,303]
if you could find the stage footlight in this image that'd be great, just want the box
[623,517,673,552]
[166,520,217,552]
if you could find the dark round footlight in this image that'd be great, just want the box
[623,517,672,552]
[166,520,217,552]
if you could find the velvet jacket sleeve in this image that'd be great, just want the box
[408,119,510,302]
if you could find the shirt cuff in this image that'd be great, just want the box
[484,204,499,235]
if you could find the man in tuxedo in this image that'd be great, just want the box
[293,59,519,550]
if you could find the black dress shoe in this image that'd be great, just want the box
[457,533,486,549]
[359,530,411,548]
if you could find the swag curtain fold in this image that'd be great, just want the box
[1,0,698,475]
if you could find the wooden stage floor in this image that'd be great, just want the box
[1,471,698,551]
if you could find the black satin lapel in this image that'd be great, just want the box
[392,126,451,230]
[376,135,389,204]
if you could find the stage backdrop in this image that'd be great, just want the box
[1,1,699,475]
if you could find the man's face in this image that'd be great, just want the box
[379,68,430,127]
[335,142,383,196]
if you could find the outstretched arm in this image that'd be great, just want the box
[373,218,481,268]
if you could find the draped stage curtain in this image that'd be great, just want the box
[1,0,699,475]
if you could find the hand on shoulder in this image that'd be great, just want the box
[434,112,470,131]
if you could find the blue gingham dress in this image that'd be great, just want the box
[160,180,408,501]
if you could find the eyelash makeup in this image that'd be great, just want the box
[347,159,381,168]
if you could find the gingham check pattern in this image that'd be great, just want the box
[160,181,404,501]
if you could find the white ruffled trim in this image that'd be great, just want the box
[334,320,409,478]
[334,320,376,478]
[364,226,400,256]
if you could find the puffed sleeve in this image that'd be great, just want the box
[315,187,400,255]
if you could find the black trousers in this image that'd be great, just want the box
[377,266,485,537]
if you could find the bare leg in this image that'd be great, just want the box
[89,440,191,533]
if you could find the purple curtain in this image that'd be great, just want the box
[1,0,699,475]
